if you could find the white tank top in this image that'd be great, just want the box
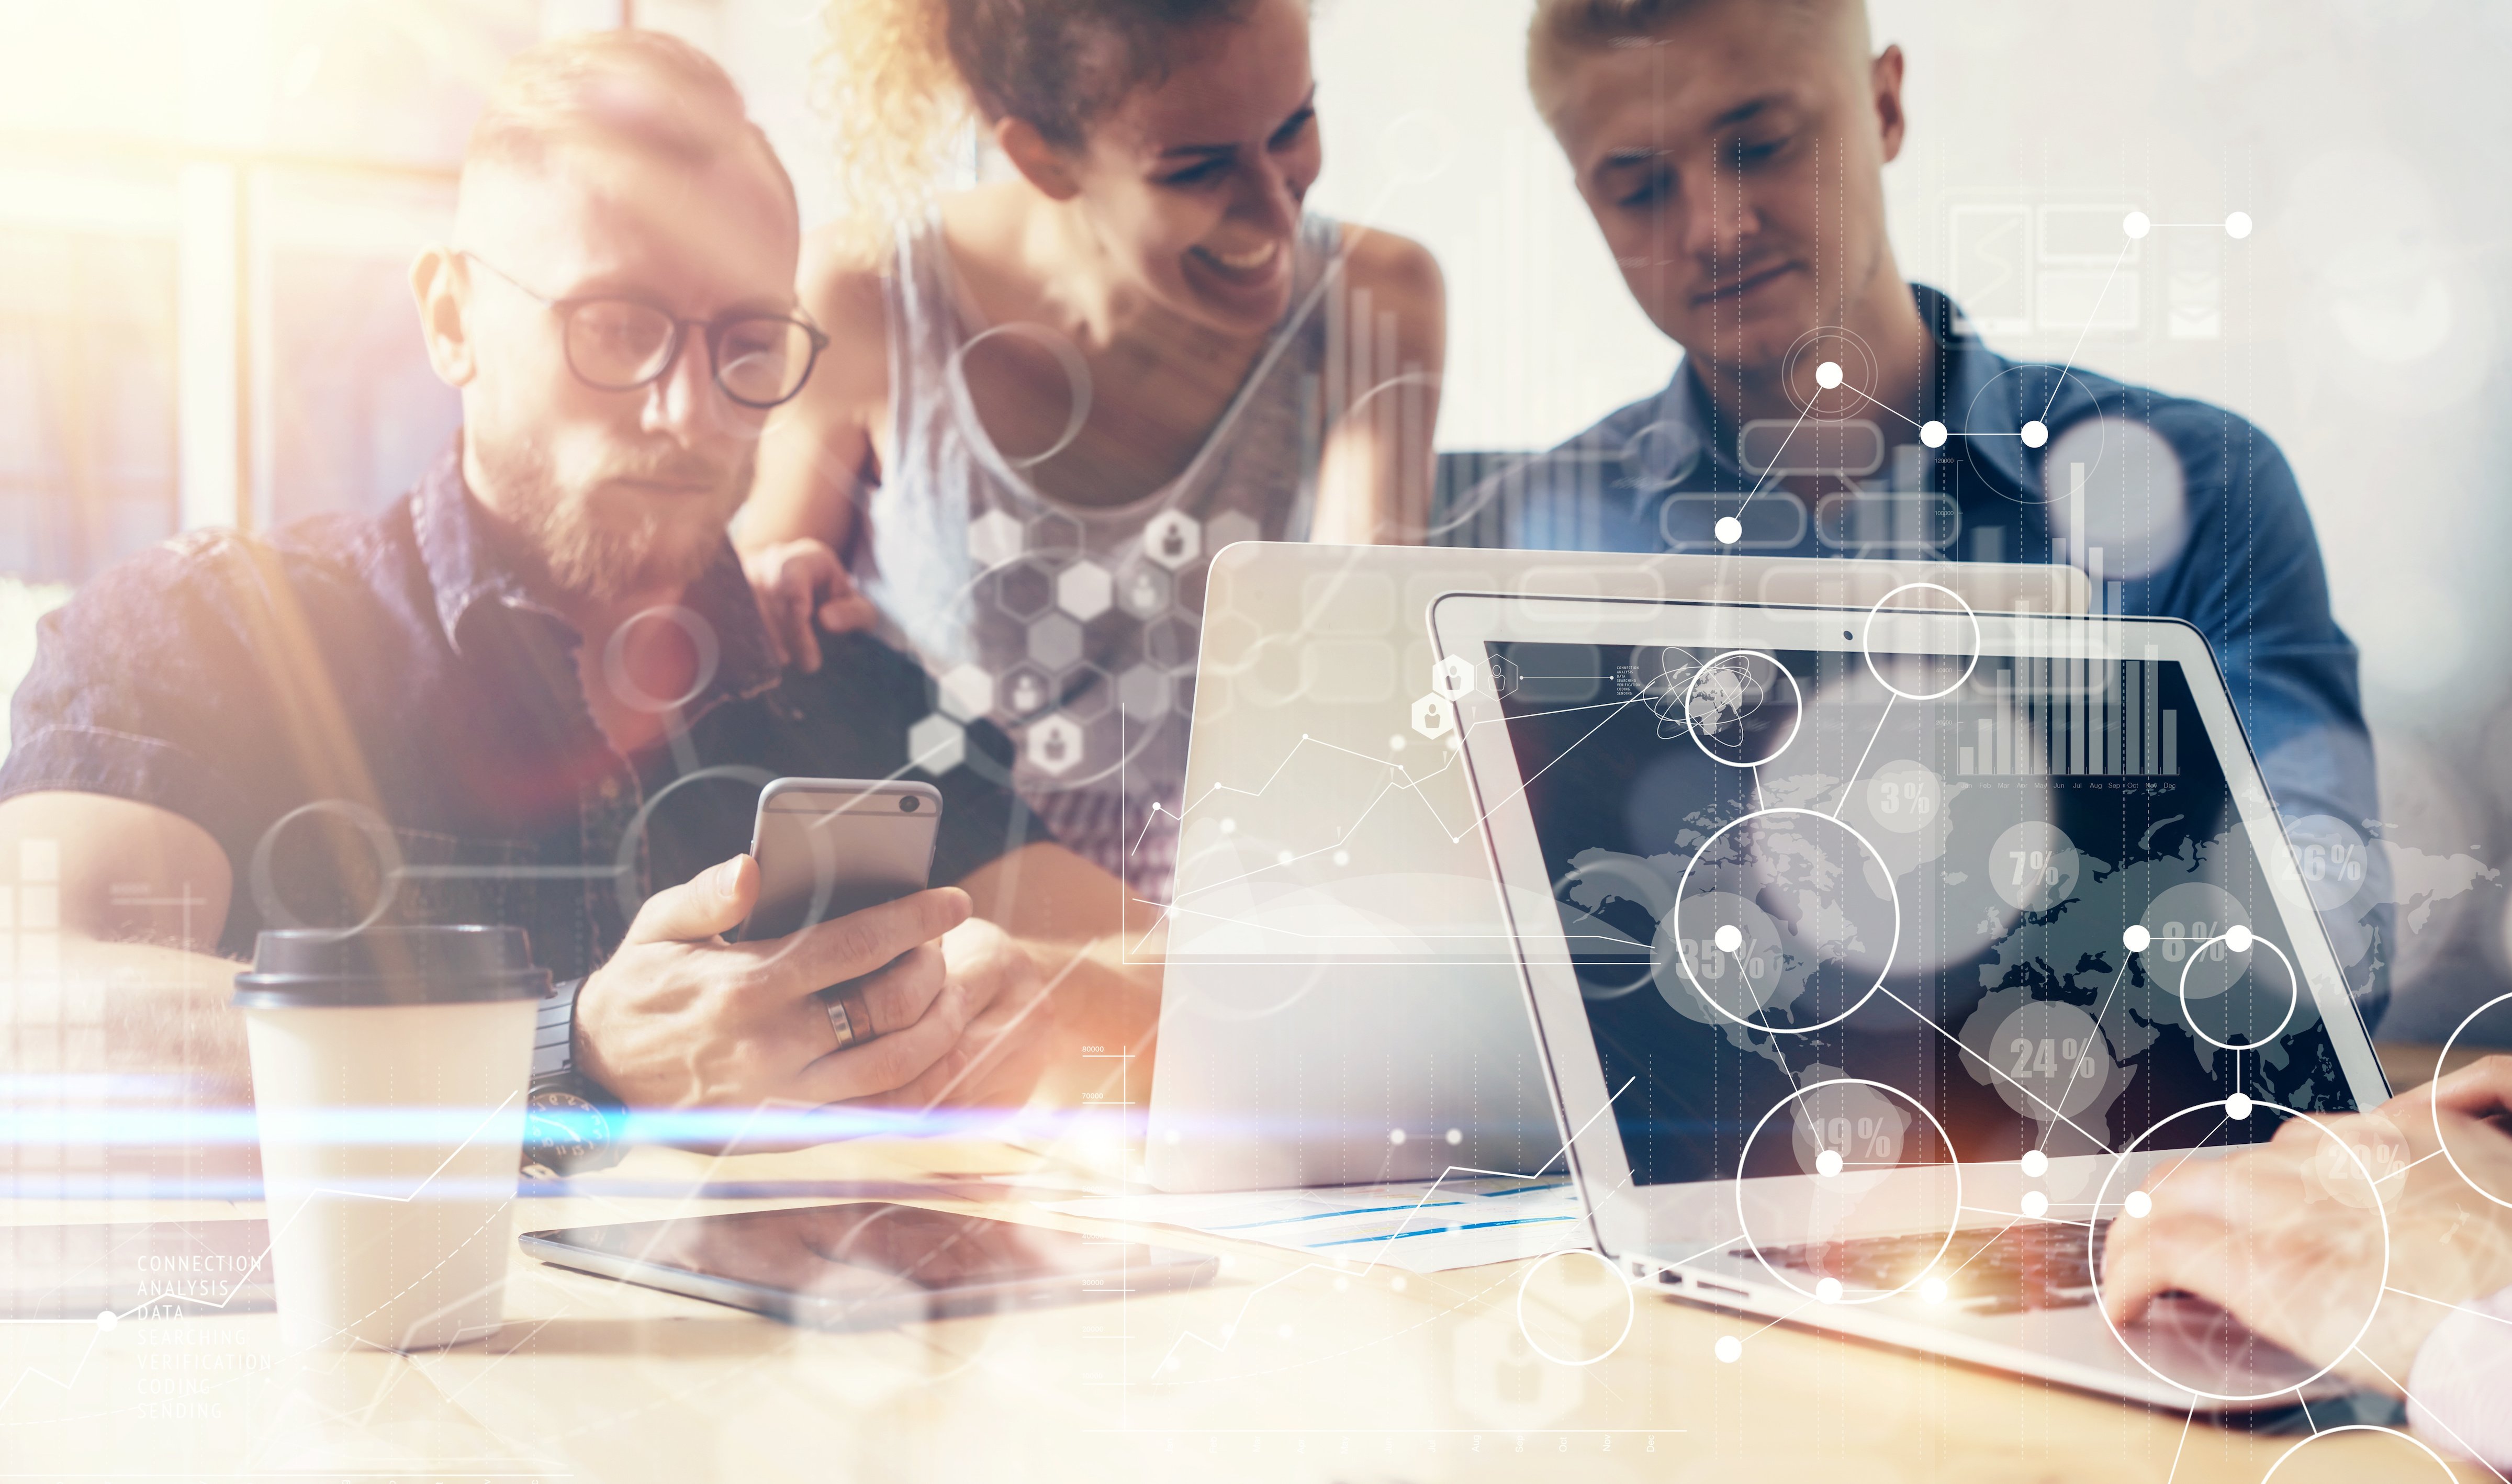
[857,209,1344,900]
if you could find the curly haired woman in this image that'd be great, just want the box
[741,0,1444,899]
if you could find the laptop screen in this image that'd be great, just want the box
[1486,637,2359,1187]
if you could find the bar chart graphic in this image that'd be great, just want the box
[1955,643,2179,779]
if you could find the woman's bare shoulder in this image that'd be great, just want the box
[796,220,894,406]
[1334,224,1445,318]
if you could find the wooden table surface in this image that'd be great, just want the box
[3,1099,2484,1484]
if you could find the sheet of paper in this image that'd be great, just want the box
[1041,1176,1589,1274]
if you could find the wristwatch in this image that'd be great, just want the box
[523,977,625,1179]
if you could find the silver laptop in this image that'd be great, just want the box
[1143,546,2088,1193]
[1431,590,2387,1408]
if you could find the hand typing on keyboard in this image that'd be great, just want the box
[2099,1058,2512,1395]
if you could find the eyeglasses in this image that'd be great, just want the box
[456,251,829,409]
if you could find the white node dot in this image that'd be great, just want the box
[2225,924,2254,954]
[1713,924,1744,954]
[2021,420,2049,449]
[1920,420,1947,448]
[1220,1322,1236,1339]
[1333,850,1351,867]
[1714,1335,1744,1363]
[2020,1191,2050,1219]
[1164,1127,1182,1145]
[2123,210,2152,240]
[1444,1128,1463,1145]
[1387,1128,1407,1145]
[1814,359,1844,389]
[1920,1277,1948,1305]
[1333,1275,1349,1292]
[1815,1149,1844,1178]
[1276,1323,1294,1340]
[1392,1275,1408,1292]
[1714,515,1744,545]
[2020,1149,2049,1178]
[2125,1190,2153,1219]
[1276,849,1295,866]
[1388,734,1406,751]
[1219,818,1237,835]
[2225,211,2253,240]
[2226,1093,2254,1121]
[95,1309,118,1332]
[1815,1276,1843,1305]
[2123,925,2152,953]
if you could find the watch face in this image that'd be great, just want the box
[526,1089,608,1164]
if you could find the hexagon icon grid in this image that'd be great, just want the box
[1060,663,1116,722]
[1027,612,1085,671]
[906,713,966,775]
[1430,654,1476,700]
[938,662,995,722]
[1001,664,1054,719]
[1118,563,1172,619]
[967,509,1024,569]
[1056,560,1114,621]
[1142,510,1202,570]
[989,559,1055,622]
[1026,713,1085,775]
[1118,662,1172,719]
[1411,692,1455,739]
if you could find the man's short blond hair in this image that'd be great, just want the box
[1527,0,1867,121]
[463,28,793,209]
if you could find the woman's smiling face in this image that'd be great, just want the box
[1056,0,1322,335]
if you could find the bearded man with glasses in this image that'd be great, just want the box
[0,31,1156,1172]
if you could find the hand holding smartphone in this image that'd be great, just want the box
[741,779,944,1049]
[740,778,943,941]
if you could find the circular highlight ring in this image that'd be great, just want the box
[602,604,722,715]
[247,798,406,939]
[1860,582,1983,702]
[1683,650,1803,769]
[2432,991,2512,1210]
[2089,1098,2388,1404]
[2175,930,2300,1053]
[1733,1076,1962,1306]
[1672,807,1902,1034]
[1513,1249,1635,1367]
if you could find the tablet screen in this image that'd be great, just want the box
[528,1203,1205,1321]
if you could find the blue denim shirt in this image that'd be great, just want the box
[0,443,1044,982]
[1467,285,2387,1025]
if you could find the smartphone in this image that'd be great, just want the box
[737,778,943,942]
[520,1203,1218,1331]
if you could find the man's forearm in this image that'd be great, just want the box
[28,935,254,1103]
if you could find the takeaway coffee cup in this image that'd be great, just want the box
[233,926,548,1352]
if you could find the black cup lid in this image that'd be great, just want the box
[232,926,553,1009]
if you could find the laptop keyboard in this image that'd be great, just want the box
[1736,1219,2112,1314]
